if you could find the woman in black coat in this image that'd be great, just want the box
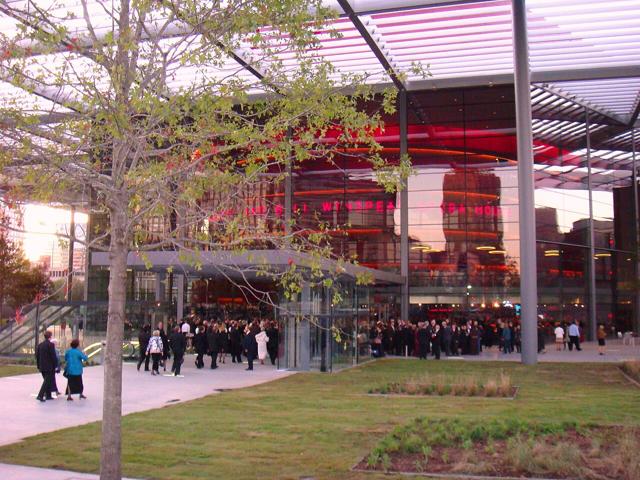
[217,324,229,365]
[451,323,460,356]
[417,322,429,360]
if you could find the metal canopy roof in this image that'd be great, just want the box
[0,0,638,169]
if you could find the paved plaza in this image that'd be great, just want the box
[0,357,292,478]
[383,339,640,363]
[471,339,640,363]
[0,356,292,447]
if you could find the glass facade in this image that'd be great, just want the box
[81,85,639,369]
[405,87,521,323]
[532,107,638,339]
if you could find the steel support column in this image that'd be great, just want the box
[155,272,165,302]
[399,90,410,321]
[585,109,598,340]
[66,206,75,302]
[511,0,538,365]
[285,157,293,239]
[633,129,640,334]
[176,274,185,321]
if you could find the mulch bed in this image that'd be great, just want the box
[354,426,638,480]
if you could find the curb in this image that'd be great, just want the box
[619,367,640,389]
[352,465,564,480]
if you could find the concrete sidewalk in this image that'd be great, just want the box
[0,463,139,480]
[385,339,640,362]
[467,339,640,363]
[0,355,293,447]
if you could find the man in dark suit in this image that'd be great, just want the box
[242,328,258,371]
[137,324,151,371]
[169,326,186,376]
[207,322,220,369]
[35,330,58,402]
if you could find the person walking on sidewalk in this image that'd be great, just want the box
[169,326,186,376]
[502,322,513,354]
[137,324,151,371]
[207,322,220,370]
[146,330,164,375]
[597,324,607,355]
[554,323,564,351]
[35,330,58,402]
[64,339,88,401]
[568,320,582,351]
[242,327,258,371]
[255,327,269,365]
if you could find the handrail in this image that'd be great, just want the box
[0,306,66,348]
[85,340,140,360]
[0,305,80,354]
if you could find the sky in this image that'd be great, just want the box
[22,204,88,262]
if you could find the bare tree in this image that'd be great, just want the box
[0,1,408,478]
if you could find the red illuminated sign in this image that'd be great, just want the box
[440,202,502,218]
[209,198,396,222]
[320,200,395,213]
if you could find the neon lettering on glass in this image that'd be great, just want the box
[440,203,502,218]
[210,198,396,221]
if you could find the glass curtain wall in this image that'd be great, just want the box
[405,86,520,324]
[533,107,592,338]
[533,96,638,339]
[277,279,370,372]
[590,127,638,336]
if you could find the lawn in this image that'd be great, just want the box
[0,360,639,480]
[0,364,37,377]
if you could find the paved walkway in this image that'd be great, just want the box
[0,355,293,447]
[465,339,640,363]
[0,463,139,480]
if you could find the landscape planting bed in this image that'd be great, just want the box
[357,419,640,480]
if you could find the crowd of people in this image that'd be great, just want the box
[136,316,280,376]
[369,318,523,359]
[368,317,601,358]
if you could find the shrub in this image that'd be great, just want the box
[484,379,498,397]
[368,373,514,398]
[497,371,513,396]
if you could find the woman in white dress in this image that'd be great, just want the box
[255,328,269,365]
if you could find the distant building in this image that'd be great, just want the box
[0,203,25,246]
[38,223,87,280]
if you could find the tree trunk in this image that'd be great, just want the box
[100,208,128,480]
